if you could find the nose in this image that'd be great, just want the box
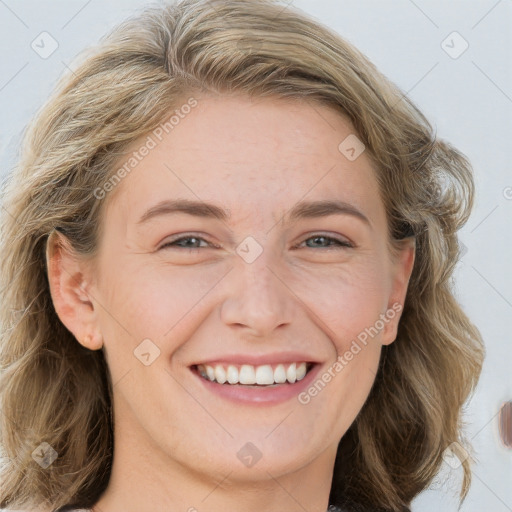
[219,251,295,338]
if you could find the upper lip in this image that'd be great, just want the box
[190,352,321,367]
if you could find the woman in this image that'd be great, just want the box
[0,0,485,511]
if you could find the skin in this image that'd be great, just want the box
[47,94,415,512]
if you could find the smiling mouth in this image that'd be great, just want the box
[191,362,316,387]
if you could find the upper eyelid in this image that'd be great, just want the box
[159,234,213,249]
[159,233,354,249]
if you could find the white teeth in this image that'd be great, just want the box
[214,365,227,384]
[296,362,307,381]
[227,365,239,384]
[239,365,256,385]
[197,361,311,386]
[206,365,215,381]
[255,365,274,385]
[274,364,287,384]
[286,362,297,383]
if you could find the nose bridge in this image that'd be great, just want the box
[243,251,278,296]
[220,238,293,336]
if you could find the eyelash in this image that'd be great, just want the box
[159,234,354,251]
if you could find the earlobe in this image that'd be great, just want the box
[45,229,103,351]
[382,238,416,345]
[82,332,104,351]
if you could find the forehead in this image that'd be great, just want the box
[103,94,384,229]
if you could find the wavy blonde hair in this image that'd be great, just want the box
[0,1,484,510]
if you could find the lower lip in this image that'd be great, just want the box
[191,364,322,405]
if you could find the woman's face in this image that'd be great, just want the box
[57,94,414,488]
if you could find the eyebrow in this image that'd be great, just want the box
[136,198,371,227]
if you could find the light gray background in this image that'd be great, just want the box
[0,1,511,510]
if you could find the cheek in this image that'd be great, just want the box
[96,261,224,347]
[97,249,390,360]
[289,258,390,345]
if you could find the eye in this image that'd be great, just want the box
[159,235,215,250]
[158,233,354,251]
[296,234,353,250]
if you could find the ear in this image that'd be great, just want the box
[45,230,103,351]
[381,237,416,346]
